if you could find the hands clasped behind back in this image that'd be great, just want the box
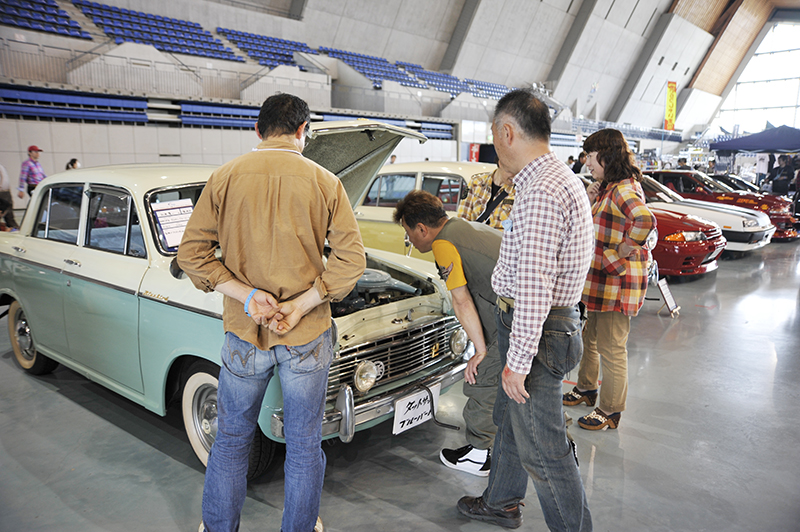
[247,287,325,336]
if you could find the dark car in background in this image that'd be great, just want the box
[712,173,759,193]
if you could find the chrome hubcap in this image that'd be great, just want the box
[14,313,34,360]
[193,384,218,451]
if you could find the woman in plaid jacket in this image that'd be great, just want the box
[563,128,656,431]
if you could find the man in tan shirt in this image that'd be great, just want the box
[178,93,365,532]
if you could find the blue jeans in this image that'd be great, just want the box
[483,305,592,532]
[202,329,333,532]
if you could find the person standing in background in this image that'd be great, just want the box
[65,158,80,170]
[563,128,656,432]
[457,159,515,230]
[572,152,587,174]
[18,145,46,198]
[0,164,19,230]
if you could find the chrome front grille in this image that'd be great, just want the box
[326,316,461,402]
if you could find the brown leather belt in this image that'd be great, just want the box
[496,296,573,313]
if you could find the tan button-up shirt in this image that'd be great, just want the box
[177,137,366,350]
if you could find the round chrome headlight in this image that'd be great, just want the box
[450,329,469,358]
[353,361,379,393]
[644,228,659,250]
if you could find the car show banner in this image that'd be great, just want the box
[664,81,677,131]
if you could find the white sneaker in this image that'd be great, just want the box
[439,444,491,476]
[315,516,324,532]
[198,522,204,532]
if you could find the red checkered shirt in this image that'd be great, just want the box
[491,152,594,374]
[582,178,656,316]
[18,158,46,191]
[456,170,515,230]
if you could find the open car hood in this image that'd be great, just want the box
[304,120,427,209]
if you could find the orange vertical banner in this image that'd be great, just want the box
[664,81,677,131]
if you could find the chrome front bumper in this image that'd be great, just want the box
[270,361,467,441]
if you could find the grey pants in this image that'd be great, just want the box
[462,339,502,449]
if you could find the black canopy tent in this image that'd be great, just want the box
[709,125,800,154]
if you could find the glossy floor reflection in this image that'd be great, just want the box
[1,240,799,531]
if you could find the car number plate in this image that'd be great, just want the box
[392,383,441,435]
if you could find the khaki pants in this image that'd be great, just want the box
[577,311,631,413]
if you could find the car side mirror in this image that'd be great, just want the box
[170,257,184,279]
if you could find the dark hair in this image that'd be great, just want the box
[66,158,78,170]
[393,190,448,228]
[582,129,642,183]
[256,93,310,138]
[493,89,550,142]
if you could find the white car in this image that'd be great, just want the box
[351,161,496,258]
[640,176,775,252]
[0,120,470,480]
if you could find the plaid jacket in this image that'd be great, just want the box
[456,171,514,230]
[582,178,655,316]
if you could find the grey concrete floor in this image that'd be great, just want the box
[1,241,799,532]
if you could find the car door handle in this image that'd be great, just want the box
[64,259,81,267]
[12,246,26,253]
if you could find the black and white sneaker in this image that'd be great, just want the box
[440,444,491,476]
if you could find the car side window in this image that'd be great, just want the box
[362,174,416,208]
[422,176,463,211]
[34,185,84,244]
[681,175,697,192]
[85,187,146,258]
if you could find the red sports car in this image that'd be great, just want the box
[577,175,726,276]
[648,208,727,276]
[646,170,797,240]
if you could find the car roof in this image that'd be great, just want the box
[38,163,216,194]
[377,161,495,177]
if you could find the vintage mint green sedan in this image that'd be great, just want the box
[0,120,470,479]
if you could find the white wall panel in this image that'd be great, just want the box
[108,153,136,165]
[50,122,83,156]
[606,0,639,27]
[180,129,203,156]
[133,126,159,157]
[200,129,223,159]
[83,151,111,168]
[108,125,135,155]
[157,128,181,156]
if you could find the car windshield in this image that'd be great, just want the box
[146,183,206,255]
[694,171,735,192]
[641,176,683,203]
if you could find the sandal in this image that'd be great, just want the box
[578,408,621,430]
[562,386,598,407]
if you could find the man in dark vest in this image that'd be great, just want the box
[394,190,502,477]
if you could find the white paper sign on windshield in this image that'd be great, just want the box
[152,198,194,249]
